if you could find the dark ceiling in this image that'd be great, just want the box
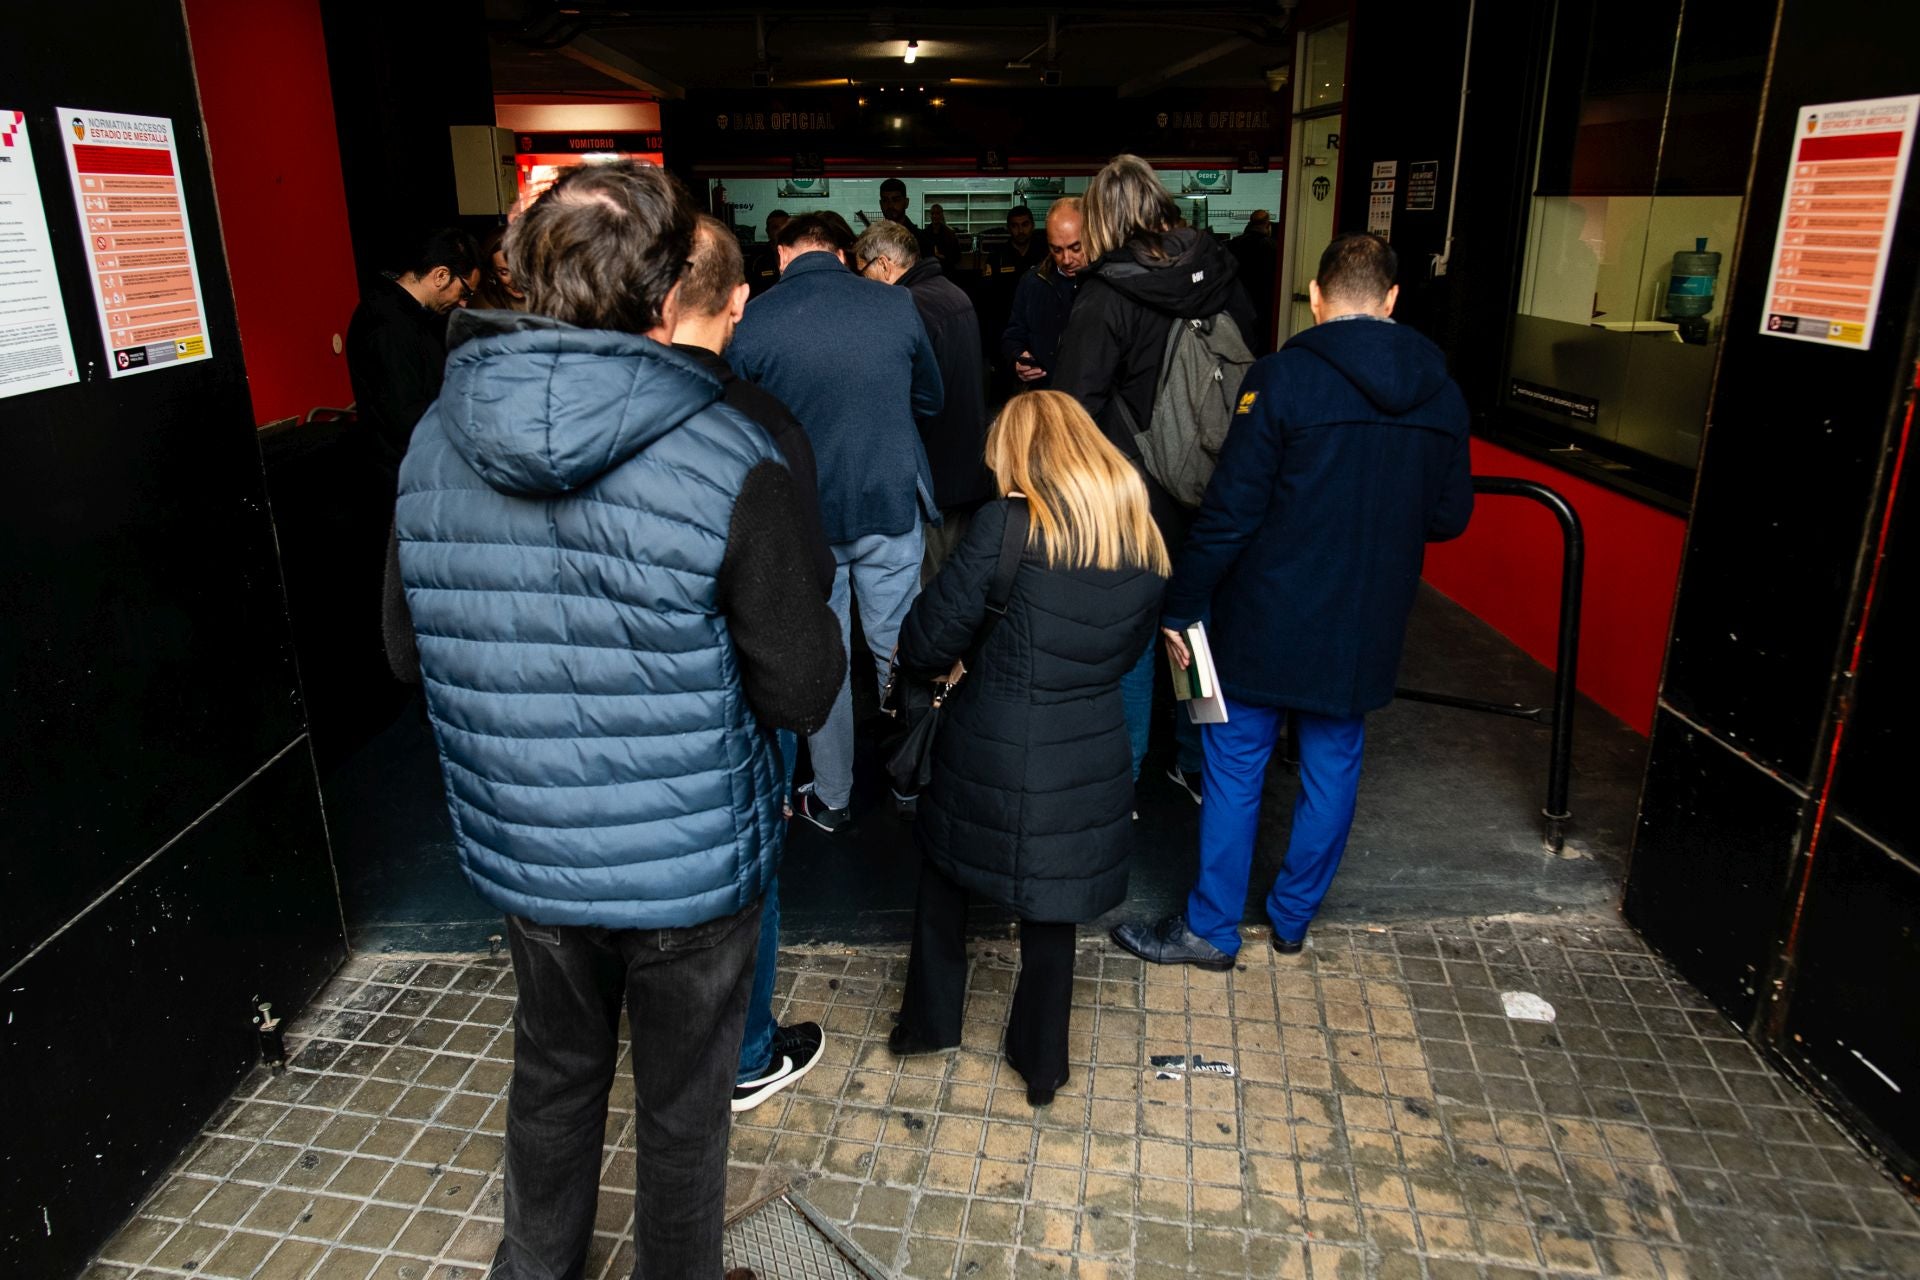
[486,2,1301,99]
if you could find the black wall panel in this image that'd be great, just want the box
[0,749,344,1275]
[1624,709,1804,1025]
[1627,0,1920,1184]
[1657,0,1920,782]
[0,4,345,1274]
[1779,821,1920,1166]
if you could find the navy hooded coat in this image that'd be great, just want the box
[1160,317,1474,718]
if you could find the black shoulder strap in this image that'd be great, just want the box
[965,496,1030,662]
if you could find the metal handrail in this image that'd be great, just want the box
[1395,476,1585,854]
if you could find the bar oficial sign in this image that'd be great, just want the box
[714,110,838,133]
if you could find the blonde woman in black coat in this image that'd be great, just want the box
[887,390,1169,1105]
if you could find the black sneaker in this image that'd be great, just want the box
[891,789,919,821]
[732,1021,824,1113]
[1271,930,1305,956]
[795,784,851,833]
[1165,765,1203,805]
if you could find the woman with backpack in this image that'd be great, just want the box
[1051,153,1259,803]
[886,390,1169,1106]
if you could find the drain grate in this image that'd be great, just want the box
[722,1190,891,1279]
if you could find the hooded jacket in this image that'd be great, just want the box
[1051,228,1258,464]
[1161,316,1475,718]
[395,310,843,929]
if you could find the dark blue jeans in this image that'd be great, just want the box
[492,902,760,1280]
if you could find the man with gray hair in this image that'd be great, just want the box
[854,219,991,585]
[393,162,842,1279]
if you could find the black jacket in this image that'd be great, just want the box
[1000,265,1080,387]
[1052,228,1256,462]
[899,260,993,511]
[346,277,449,468]
[673,343,835,594]
[899,499,1166,922]
[1161,317,1474,717]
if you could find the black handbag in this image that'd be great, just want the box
[880,498,1030,794]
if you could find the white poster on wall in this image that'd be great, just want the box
[58,107,213,378]
[1759,94,1918,350]
[0,110,80,399]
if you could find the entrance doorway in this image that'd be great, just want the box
[1280,20,1347,341]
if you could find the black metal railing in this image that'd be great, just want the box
[1395,476,1585,854]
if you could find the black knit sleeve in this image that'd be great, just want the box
[382,519,421,684]
[717,460,847,733]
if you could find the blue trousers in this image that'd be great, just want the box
[737,730,799,1083]
[1186,697,1366,954]
[1120,636,1203,780]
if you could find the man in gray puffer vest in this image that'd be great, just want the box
[394,162,842,1280]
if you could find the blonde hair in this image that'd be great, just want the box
[1082,154,1178,262]
[986,391,1171,576]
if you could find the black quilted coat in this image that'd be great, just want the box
[897,498,1166,922]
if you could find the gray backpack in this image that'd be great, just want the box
[1118,312,1256,508]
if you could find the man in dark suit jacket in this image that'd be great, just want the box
[1113,233,1474,968]
[730,214,945,832]
[853,218,991,579]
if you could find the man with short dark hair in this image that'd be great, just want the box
[345,227,482,470]
[731,209,944,832]
[1001,196,1087,390]
[878,176,937,260]
[1112,231,1473,970]
[393,162,843,1278]
[854,219,991,583]
[670,214,835,1113]
[980,204,1048,394]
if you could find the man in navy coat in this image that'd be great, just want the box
[1113,233,1474,968]
[730,213,945,831]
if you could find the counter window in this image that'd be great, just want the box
[1505,0,1773,473]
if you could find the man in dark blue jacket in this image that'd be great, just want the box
[395,163,843,1278]
[1113,233,1473,969]
[730,214,944,831]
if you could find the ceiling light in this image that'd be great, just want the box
[904,39,919,64]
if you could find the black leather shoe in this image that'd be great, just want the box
[1110,914,1236,971]
[1271,931,1305,956]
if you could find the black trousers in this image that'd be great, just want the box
[898,857,1077,1093]
[493,901,760,1280]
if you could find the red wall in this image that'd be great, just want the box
[1423,438,1688,735]
[184,0,358,427]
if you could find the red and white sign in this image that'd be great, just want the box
[1759,95,1918,350]
[58,107,212,378]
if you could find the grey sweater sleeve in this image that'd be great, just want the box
[717,460,847,733]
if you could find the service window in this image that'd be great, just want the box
[1505,0,1774,473]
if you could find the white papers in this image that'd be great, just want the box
[0,110,79,399]
[58,108,212,378]
[1171,622,1229,725]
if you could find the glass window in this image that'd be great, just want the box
[1505,0,1773,473]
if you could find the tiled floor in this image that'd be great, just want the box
[82,914,1920,1280]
